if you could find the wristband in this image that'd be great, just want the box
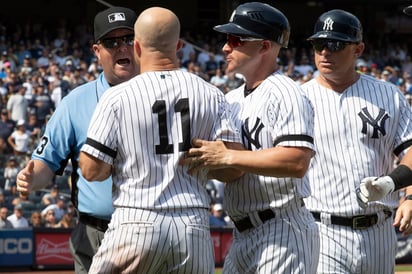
[388,164,412,191]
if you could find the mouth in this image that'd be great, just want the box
[117,58,131,66]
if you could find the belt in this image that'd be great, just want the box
[232,208,275,233]
[79,213,109,232]
[310,210,392,230]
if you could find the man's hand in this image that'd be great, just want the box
[356,176,395,208]
[16,160,35,197]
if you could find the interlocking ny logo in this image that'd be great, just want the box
[358,107,389,138]
[323,17,334,31]
[242,117,264,150]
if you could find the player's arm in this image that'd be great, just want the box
[205,141,245,183]
[16,159,55,196]
[79,151,112,182]
[357,149,412,208]
[181,138,313,178]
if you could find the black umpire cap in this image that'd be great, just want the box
[94,6,137,42]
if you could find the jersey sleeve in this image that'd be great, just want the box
[81,91,118,165]
[31,99,76,173]
[268,83,315,150]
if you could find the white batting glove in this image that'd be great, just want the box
[357,176,395,209]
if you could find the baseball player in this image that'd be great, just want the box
[180,2,320,273]
[301,9,412,273]
[78,7,242,273]
[356,4,412,237]
[16,7,139,273]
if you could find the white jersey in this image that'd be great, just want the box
[81,70,240,210]
[224,70,315,218]
[302,73,412,216]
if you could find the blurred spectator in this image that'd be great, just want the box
[294,55,314,78]
[210,68,226,91]
[26,112,42,143]
[43,208,58,228]
[29,83,54,125]
[41,184,60,207]
[41,195,66,222]
[0,206,13,229]
[30,211,44,227]
[7,203,29,228]
[205,53,219,79]
[0,192,12,210]
[55,207,76,228]
[224,72,244,93]
[6,83,28,123]
[197,43,211,71]
[209,203,227,227]
[7,119,31,156]
[178,37,196,65]
[0,108,14,140]
[3,156,19,196]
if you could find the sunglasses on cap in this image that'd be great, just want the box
[226,34,264,48]
[97,35,134,49]
[311,40,353,52]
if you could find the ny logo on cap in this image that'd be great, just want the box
[322,17,334,31]
[108,12,126,23]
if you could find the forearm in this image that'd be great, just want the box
[30,160,55,190]
[228,146,313,178]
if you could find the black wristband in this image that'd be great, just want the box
[389,164,412,191]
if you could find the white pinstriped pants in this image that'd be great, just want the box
[223,206,320,274]
[89,207,214,274]
[316,216,396,274]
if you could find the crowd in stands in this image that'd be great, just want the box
[1,18,412,229]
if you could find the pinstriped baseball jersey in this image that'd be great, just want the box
[302,73,412,216]
[224,70,315,218]
[81,70,240,210]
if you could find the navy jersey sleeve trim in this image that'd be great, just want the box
[273,134,314,147]
[85,138,117,158]
[394,139,412,157]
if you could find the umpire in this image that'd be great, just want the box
[16,7,139,273]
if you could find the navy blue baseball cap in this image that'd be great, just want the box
[94,7,137,42]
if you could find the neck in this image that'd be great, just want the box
[140,52,179,73]
[317,71,360,93]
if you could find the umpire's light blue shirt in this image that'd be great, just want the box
[32,73,113,220]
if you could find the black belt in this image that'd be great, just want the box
[233,200,305,232]
[232,209,276,232]
[79,213,109,232]
[310,210,392,230]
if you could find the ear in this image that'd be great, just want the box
[92,44,100,60]
[259,40,273,54]
[354,42,365,57]
[134,39,142,57]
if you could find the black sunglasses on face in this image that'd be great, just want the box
[311,40,352,52]
[98,35,134,49]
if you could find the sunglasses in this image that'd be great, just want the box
[226,34,263,48]
[311,40,352,52]
[98,35,134,49]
